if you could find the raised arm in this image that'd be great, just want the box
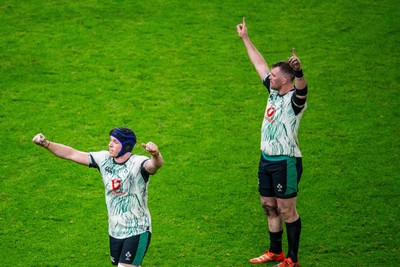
[141,142,164,174]
[236,17,270,80]
[288,48,307,91]
[32,133,89,166]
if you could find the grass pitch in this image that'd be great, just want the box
[0,0,399,266]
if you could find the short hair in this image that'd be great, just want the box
[272,61,295,82]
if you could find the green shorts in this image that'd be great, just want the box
[109,231,151,266]
[258,153,303,199]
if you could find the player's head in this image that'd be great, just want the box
[109,127,137,157]
[272,61,295,83]
[269,61,295,91]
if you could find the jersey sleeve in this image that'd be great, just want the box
[262,72,272,93]
[88,151,109,169]
[291,85,308,115]
[140,160,151,183]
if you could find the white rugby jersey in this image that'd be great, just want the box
[261,75,307,157]
[89,151,151,238]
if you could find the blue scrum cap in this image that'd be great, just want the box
[109,127,137,157]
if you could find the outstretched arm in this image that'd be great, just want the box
[141,142,164,174]
[236,17,270,80]
[32,133,89,166]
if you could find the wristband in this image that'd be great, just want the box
[45,141,51,149]
[294,69,303,78]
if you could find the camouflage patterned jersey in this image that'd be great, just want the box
[261,74,307,157]
[89,151,151,238]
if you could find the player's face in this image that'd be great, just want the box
[109,136,122,158]
[269,67,284,90]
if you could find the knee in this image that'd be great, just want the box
[261,203,280,217]
[279,207,298,222]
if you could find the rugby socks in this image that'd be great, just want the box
[269,230,283,254]
[285,217,301,263]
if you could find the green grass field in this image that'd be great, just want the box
[1,0,399,266]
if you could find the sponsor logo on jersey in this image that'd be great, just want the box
[111,178,127,196]
[265,106,276,123]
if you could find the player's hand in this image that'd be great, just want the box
[32,133,50,148]
[236,17,248,39]
[288,48,302,71]
[141,142,160,157]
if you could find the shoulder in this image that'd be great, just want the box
[89,150,110,163]
[127,155,150,170]
[262,72,271,91]
[128,155,152,180]
[130,154,150,163]
[88,150,109,169]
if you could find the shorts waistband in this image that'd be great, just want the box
[262,152,292,161]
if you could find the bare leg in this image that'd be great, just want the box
[261,196,282,232]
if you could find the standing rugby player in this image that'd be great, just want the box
[237,18,308,267]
